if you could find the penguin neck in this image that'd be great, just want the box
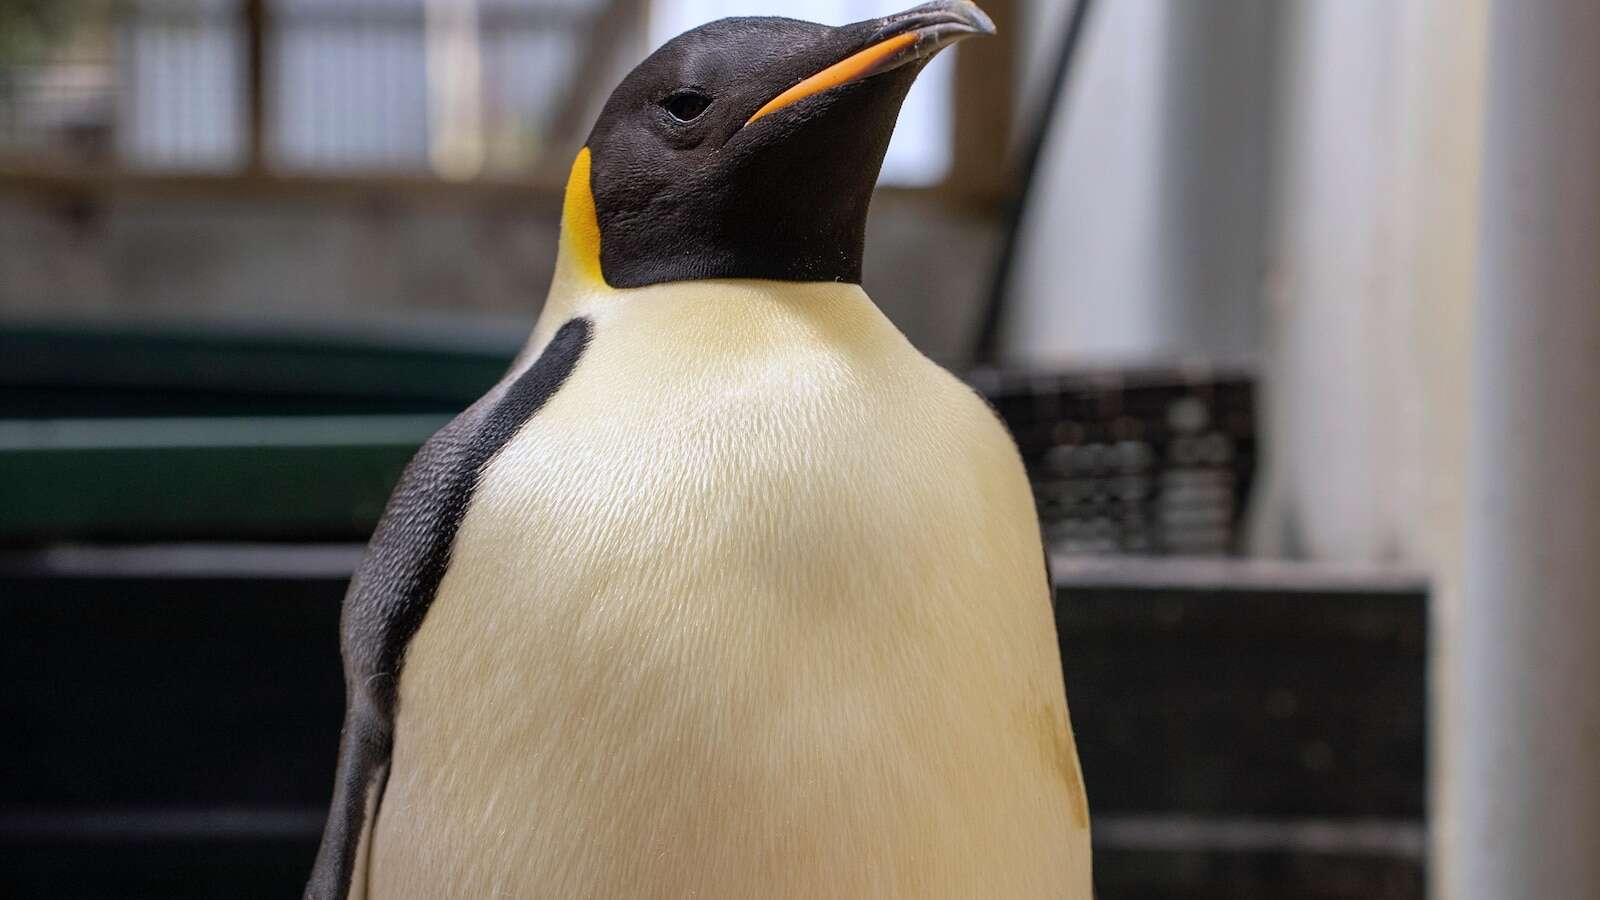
[526,267,881,363]
[538,230,612,325]
[521,149,883,365]
[520,149,614,356]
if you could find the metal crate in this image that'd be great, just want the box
[969,364,1257,556]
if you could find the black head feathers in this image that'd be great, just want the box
[577,1,994,288]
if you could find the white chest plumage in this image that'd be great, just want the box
[362,279,1091,899]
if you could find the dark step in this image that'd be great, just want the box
[1,547,1427,899]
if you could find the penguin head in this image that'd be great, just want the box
[561,1,995,288]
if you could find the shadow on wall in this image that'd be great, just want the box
[0,184,998,365]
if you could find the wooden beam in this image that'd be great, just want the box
[243,0,267,174]
[947,0,1017,202]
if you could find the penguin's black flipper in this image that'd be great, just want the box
[304,318,593,900]
[303,699,390,900]
[303,411,475,899]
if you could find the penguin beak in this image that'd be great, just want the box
[743,1,996,128]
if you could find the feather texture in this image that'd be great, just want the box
[362,276,1091,899]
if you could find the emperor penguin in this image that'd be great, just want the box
[305,2,1091,897]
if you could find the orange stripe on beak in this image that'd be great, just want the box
[745,31,919,127]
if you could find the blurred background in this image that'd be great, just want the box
[2,1,1596,898]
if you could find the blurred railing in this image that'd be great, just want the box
[0,0,625,179]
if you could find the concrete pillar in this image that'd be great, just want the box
[1252,0,1484,568]
[1255,0,1407,561]
[1452,1,1600,896]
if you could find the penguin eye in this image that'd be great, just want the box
[661,90,712,123]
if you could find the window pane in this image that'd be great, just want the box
[120,0,246,170]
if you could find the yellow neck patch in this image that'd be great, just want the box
[561,148,606,285]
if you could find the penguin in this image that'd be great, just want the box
[305,2,1090,897]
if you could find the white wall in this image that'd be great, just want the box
[1001,0,1276,366]
[1002,0,1171,364]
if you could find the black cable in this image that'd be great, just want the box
[970,0,1097,365]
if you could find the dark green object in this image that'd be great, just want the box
[0,319,520,542]
[0,319,517,417]
[0,416,444,541]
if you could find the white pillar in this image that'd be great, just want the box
[1453,1,1600,896]
[425,0,485,180]
[1252,0,1484,568]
